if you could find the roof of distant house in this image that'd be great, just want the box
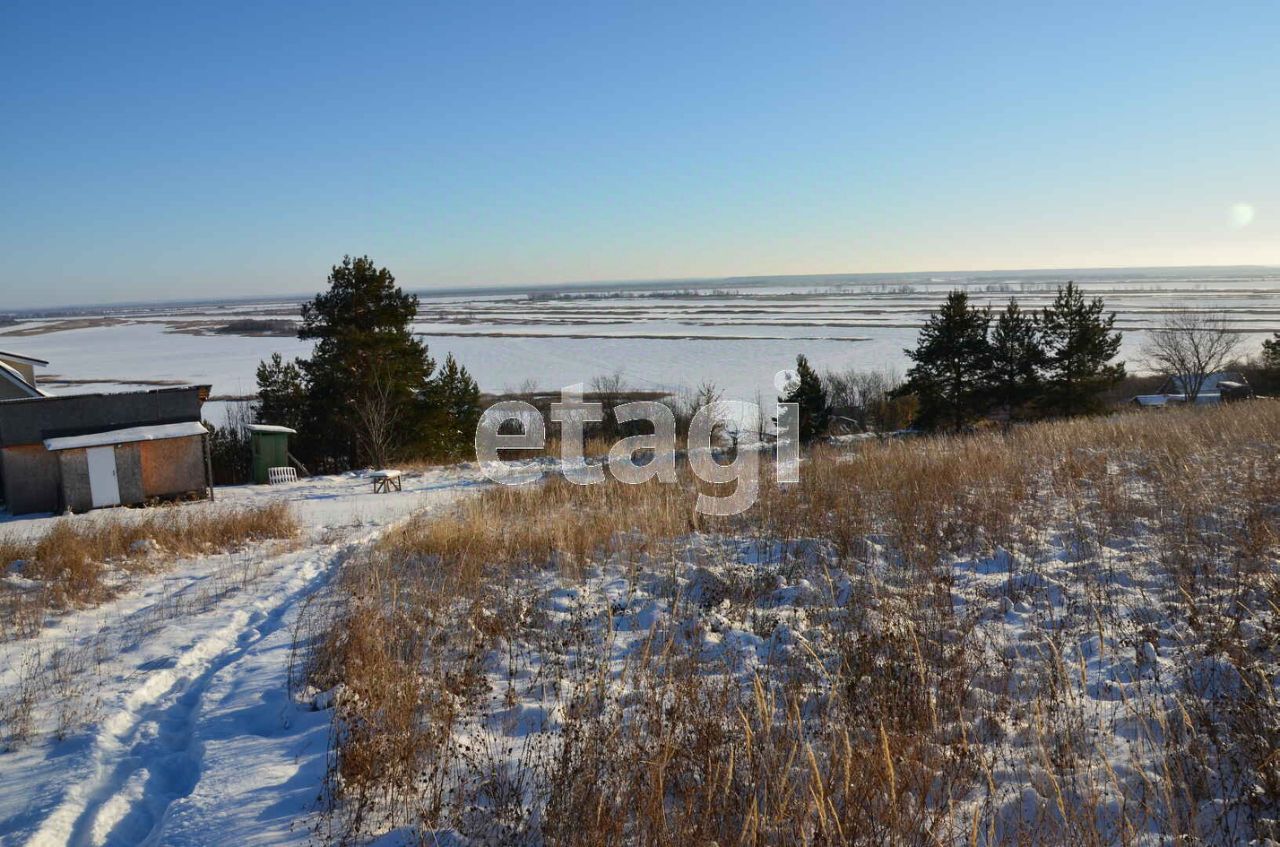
[0,350,49,367]
[1167,372,1245,393]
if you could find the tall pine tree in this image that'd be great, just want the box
[296,256,435,468]
[904,290,991,432]
[987,299,1045,421]
[1038,282,1124,417]
[266,256,488,469]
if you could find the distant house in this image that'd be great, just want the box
[1160,371,1253,402]
[0,350,49,400]
[0,385,213,515]
[1133,371,1254,409]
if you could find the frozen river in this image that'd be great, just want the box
[7,266,1280,423]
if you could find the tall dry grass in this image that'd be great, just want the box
[303,401,1280,845]
[0,502,298,637]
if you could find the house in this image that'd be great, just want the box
[0,350,49,400]
[0,385,212,515]
[1159,372,1254,403]
[1134,372,1255,409]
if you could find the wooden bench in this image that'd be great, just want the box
[370,469,402,493]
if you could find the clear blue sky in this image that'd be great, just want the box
[2,1,1277,308]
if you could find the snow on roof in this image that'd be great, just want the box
[247,424,297,435]
[0,350,49,367]
[0,361,43,399]
[1134,395,1170,407]
[43,421,207,452]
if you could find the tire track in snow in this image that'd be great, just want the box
[23,540,356,847]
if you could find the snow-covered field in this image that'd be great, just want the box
[0,467,488,846]
[7,268,1280,423]
[1,402,1278,845]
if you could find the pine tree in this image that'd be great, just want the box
[904,290,992,432]
[1038,282,1124,416]
[252,256,477,470]
[255,353,308,434]
[421,353,482,459]
[781,354,830,444]
[1262,332,1280,370]
[295,256,436,468]
[987,299,1044,421]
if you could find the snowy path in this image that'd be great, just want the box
[0,468,485,847]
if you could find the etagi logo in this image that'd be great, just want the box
[475,374,802,516]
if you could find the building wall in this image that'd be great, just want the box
[0,381,33,401]
[57,449,92,513]
[116,443,145,505]
[1,444,60,514]
[53,438,206,513]
[0,386,205,447]
[140,436,205,498]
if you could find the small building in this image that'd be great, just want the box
[0,385,212,515]
[0,350,49,400]
[248,424,297,484]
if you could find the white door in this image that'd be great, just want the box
[86,446,121,508]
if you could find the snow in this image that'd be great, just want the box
[246,424,296,435]
[0,466,488,846]
[42,421,209,452]
[0,435,1276,842]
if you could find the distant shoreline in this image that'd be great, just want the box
[7,263,1280,316]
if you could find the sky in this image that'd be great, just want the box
[1,1,1278,309]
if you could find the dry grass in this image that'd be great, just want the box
[0,502,298,638]
[0,501,300,748]
[302,401,1280,845]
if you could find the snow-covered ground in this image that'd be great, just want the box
[0,467,487,847]
[1,401,1278,844]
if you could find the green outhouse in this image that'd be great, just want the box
[248,424,297,484]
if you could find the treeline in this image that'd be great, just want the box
[776,282,1127,440]
[209,256,482,480]
[902,282,1123,431]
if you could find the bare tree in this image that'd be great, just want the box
[822,367,902,431]
[590,371,627,437]
[1142,311,1244,403]
[353,361,405,469]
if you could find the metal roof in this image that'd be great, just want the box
[43,421,208,451]
[0,350,50,367]
[0,361,44,398]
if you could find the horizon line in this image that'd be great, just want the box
[9,261,1280,315]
